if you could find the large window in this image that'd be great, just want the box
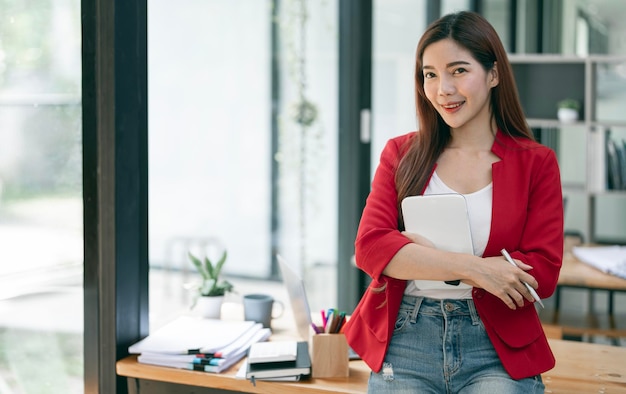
[148,0,338,328]
[371,0,428,163]
[148,0,272,277]
[0,0,83,392]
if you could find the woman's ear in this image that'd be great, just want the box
[490,61,499,87]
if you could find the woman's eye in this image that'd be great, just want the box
[453,67,467,74]
[424,72,435,79]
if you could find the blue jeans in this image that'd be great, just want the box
[368,296,544,394]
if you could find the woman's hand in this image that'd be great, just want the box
[467,256,539,310]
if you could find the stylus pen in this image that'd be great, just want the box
[500,249,544,308]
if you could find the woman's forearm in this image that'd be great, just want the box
[382,242,476,282]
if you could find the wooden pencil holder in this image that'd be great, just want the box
[311,333,349,378]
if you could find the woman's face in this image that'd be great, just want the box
[421,38,498,131]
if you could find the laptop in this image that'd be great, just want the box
[276,254,360,360]
[276,255,313,341]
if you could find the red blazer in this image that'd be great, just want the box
[344,130,564,380]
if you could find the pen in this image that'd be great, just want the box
[500,249,544,308]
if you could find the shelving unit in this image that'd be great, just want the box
[508,54,626,244]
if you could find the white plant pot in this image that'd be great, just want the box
[557,107,579,123]
[195,295,224,319]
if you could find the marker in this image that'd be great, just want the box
[325,310,334,333]
[500,249,544,308]
[311,323,321,334]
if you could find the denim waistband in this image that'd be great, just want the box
[399,294,481,324]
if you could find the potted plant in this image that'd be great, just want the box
[557,98,580,123]
[188,250,234,319]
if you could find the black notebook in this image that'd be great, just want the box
[246,341,311,380]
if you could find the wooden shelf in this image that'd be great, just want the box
[510,55,626,241]
[526,118,586,128]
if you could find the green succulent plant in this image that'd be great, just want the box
[188,250,234,302]
[557,98,580,111]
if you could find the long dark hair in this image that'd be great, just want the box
[395,11,533,219]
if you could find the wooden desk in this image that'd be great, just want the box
[543,253,626,339]
[543,339,626,393]
[557,252,626,291]
[117,339,626,393]
[117,355,367,394]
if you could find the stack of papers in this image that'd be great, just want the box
[572,246,626,279]
[128,316,271,373]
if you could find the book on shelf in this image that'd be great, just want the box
[604,130,626,191]
[606,137,623,190]
[618,139,626,189]
[246,341,311,381]
[128,316,271,373]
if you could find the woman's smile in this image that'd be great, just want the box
[440,100,465,113]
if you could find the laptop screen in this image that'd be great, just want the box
[277,255,313,341]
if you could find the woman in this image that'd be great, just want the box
[343,11,563,393]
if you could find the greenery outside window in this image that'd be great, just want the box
[0,0,83,392]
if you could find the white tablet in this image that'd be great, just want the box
[401,193,475,255]
[401,194,474,291]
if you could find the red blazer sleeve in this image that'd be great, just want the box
[354,134,414,282]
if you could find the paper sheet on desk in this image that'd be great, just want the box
[572,246,626,279]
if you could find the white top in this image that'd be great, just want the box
[404,171,492,299]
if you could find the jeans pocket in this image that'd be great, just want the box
[393,307,411,332]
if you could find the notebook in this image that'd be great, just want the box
[247,340,298,364]
[246,341,311,381]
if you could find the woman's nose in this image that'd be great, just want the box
[438,75,455,95]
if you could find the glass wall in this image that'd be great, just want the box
[148,0,272,275]
[273,0,339,311]
[148,0,273,327]
[148,0,338,327]
[0,0,83,392]
[371,0,428,165]
[482,0,512,52]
